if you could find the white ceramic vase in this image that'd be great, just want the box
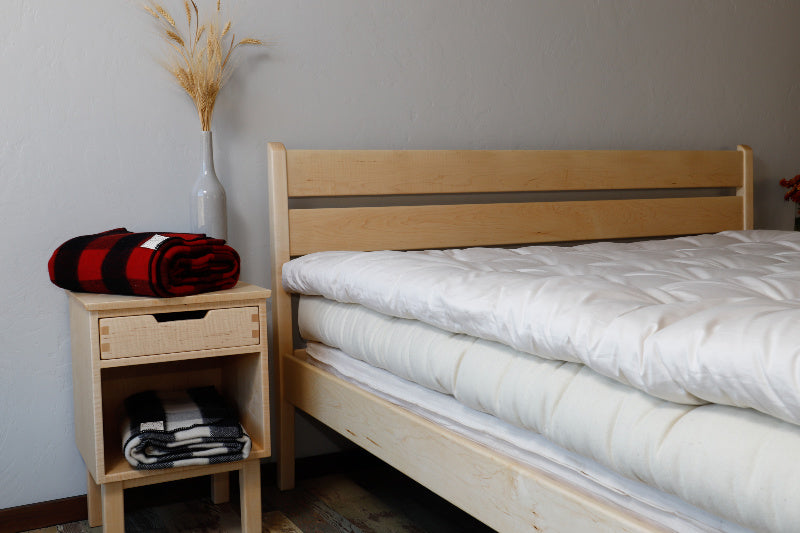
[190,131,228,240]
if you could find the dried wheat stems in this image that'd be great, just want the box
[143,0,263,131]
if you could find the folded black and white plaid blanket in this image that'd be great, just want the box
[122,386,251,470]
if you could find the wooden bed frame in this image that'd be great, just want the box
[267,143,753,532]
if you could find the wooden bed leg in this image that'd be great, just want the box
[278,399,296,490]
[86,470,102,527]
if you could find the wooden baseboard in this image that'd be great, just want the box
[0,495,87,533]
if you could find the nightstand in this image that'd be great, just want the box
[67,283,271,533]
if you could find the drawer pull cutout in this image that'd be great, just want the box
[153,310,209,322]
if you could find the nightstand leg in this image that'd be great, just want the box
[211,472,230,504]
[101,481,125,533]
[86,470,102,527]
[239,460,262,533]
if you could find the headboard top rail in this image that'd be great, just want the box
[286,148,747,197]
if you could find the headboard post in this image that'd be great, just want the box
[267,141,296,489]
[267,142,291,360]
[737,144,754,230]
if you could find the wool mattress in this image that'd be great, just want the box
[297,297,798,532]
[283,230,800,532]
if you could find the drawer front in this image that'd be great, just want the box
[99,306,260,359]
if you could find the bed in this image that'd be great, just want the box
[267,142,800,532]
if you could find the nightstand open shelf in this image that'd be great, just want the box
[98,353,270,483]
[67,283,271,533]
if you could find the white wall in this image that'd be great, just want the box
[1,0,798,508]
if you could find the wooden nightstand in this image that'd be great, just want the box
[67,283,271,533]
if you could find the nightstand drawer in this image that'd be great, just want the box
[99,306,260,359]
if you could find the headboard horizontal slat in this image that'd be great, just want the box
[286,149,743,197]
[288,196,743,254]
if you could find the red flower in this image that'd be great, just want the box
[779,174,800,204]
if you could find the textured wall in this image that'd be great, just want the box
[1,0,799,508]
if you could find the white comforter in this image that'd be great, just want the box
[282,230,800,426]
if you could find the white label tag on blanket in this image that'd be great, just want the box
[140,421,164,431]
[141,234,170,250]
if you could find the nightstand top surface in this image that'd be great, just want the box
[67,282,271,311]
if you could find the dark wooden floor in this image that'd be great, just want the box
[22,452,494,533]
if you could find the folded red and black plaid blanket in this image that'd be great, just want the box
[48,228,240,297]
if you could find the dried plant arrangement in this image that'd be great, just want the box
[143,0,263,131]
